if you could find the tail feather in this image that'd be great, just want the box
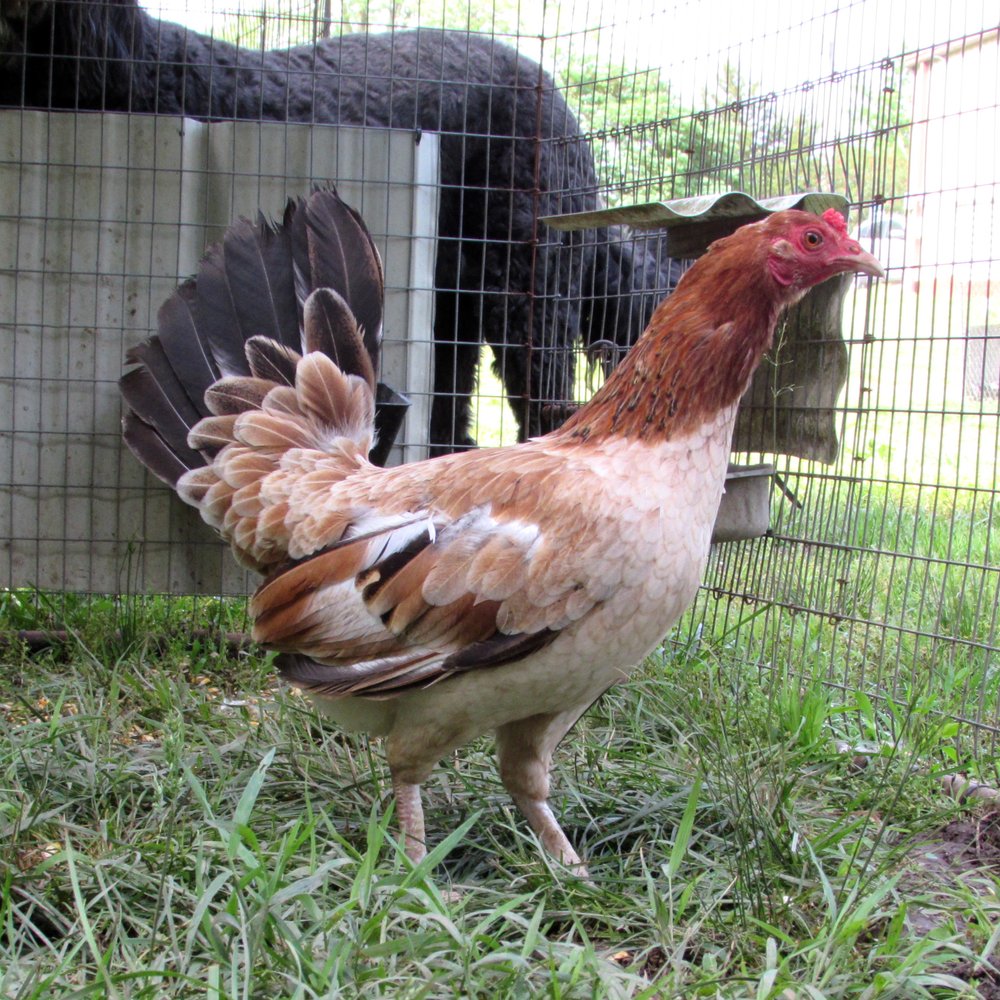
[183,349,375,570]
[121,187,395,572]
[201,481,237,532]
[187,414,239,451]
[232,410,323,451]
[175,466,219,507]
[224,451,281,488]
[182,252,247,380]
[122,410,197,487]
[290,191,384,374]
[294,353,375,447]
[124,338,204,423]
[256,385,304,418]
[155,282,220,420]
[221,216,301,357]
[119,364,205,466]
[245,336,301,386]
[204,376,274,416]
[303,288,376,391]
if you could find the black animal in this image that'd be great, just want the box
[0,0,677,452]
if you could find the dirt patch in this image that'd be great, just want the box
[913,812,1000,880]
[610,945,667,980]
[904,809,1000,991]
[948,959,1000,999]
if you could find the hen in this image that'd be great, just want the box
[121,189,882,872]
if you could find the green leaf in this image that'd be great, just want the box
[668,777,701,879]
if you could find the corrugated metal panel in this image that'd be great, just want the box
[0,111,439,594]
[541,191,849,237]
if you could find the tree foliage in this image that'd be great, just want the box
[214,0,532,44]
[205,1,910,208]
[556,54,910,206]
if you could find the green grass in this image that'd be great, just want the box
[1,592,996,997]
[682,480,1000,782]
[2,286,998,995]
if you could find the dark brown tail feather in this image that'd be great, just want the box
[120,187,404,487]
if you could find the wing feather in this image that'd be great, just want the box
[241,444,623,699]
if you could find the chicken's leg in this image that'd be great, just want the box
[495,709,589,876]
[392,778,427,863]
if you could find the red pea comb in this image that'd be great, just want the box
[822,208,848,234]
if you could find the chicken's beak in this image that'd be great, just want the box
[837,242,886,279]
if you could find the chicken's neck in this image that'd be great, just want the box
[558,265,783,444]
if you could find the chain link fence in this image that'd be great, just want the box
[1,1,996,769]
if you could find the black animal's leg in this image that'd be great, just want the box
[428,290,481,456]
[484,288,578,443]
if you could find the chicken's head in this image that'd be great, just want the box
[764,207,885,294]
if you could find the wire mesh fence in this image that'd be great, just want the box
[0,1,997,768]
[0,112,438,592]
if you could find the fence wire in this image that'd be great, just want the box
[0,1,997,768]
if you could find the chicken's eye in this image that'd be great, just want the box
[804,230,823,248]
